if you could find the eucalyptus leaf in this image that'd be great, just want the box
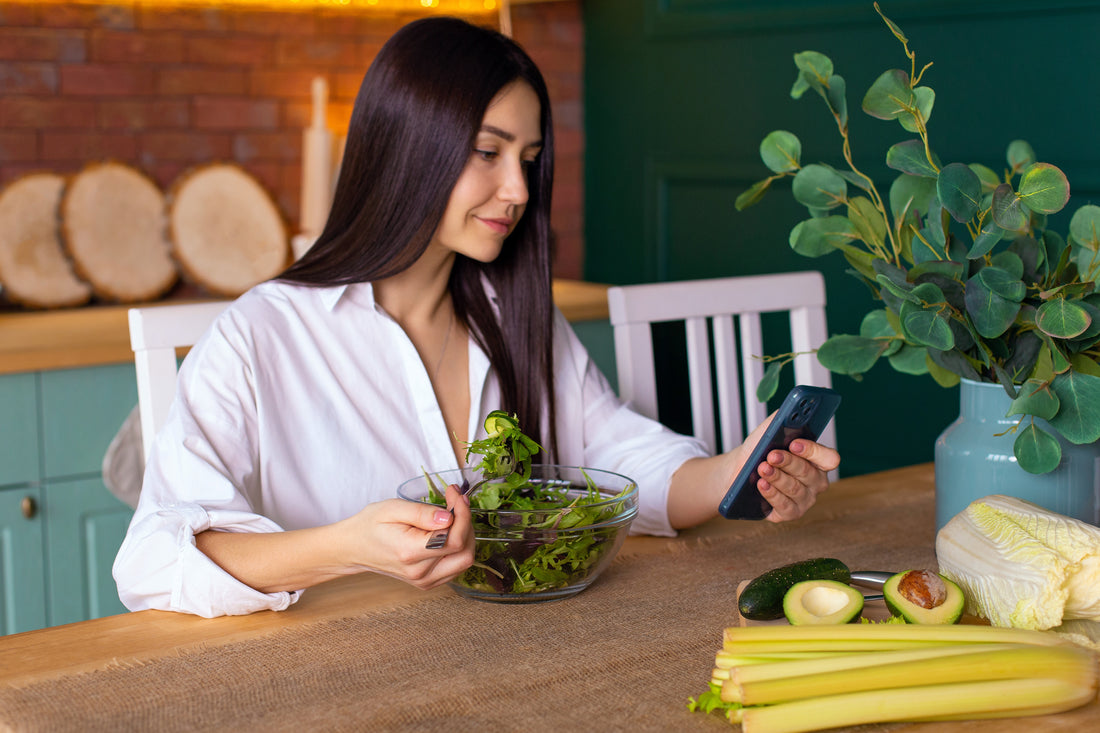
[969,163,1001,194]
[1006,378,1060,420]
[990,251,1024,281]
[735,178,773,211]
[816,334,887,374]
[826,74,848,127]
[1070,352,1100,377]
[862,69,912,120]
[760,130,802,174]
[1018,163,1070,215]
[1049,370,1100,444]
[860,309,903,356]
[789,216,860,256]
[1013,423,1063,475]
[899,86,934,133]
[1069,204,1100,251]
[792,164,847,210]
[926,349,972,384]
[991,183,1029,232]
[756,361,783,402]
[886,139,939,178]
[847,196,886,248]
[888,344,930,374]
[964,266,1024,338]
[1035,297,1091,339]
[967,221,1005,258]
[1006,139,1036,174]
[937,162,982,223]
[900,298,954,350]
[889,173,937,220]
[793,51,834,93]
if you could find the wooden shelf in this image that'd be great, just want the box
[0,279,610,375]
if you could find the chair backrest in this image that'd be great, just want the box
[607,272,836,469]
[128,301,229,460]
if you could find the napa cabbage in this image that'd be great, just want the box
[935,495,1100,630]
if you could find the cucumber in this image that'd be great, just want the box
[738,557,851,620]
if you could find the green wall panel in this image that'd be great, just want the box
[40,364,137,480]
[0,373,40,488]
[584,0,1100,476]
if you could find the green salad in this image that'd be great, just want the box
[424,411,635,595]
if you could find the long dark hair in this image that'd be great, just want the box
[279,17,558,460]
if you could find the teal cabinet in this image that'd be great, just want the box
[0,487,47,636]
[0,365,136,635]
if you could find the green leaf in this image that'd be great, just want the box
[899,86,934,133]
[889,173,937,221]
[967,221,1005,258]
[969,163,1001,194]
[791,164,847,210]
[816,334,888,375]
[1069,204,1100,251]
[756,361,783,402]
[1006,140,1036,174]
[991,183,1029,232]
[826,74,848,127]
[936,162,982,223]
[1049,370,1100,444]
[926,352,964,386]
[886,139,938,178]
[888,344,930,374]
[964,266,1025,338]
[1013,423,1063,475]
[793,51,834,97]
[847,196,886,248]
[1006,378,1060,419]
[789,216,859,257]
[860,309,902,356]
[990,251,1024,280]
[1035,297,1091,339]
[735,178,773,211]
[1017,163,1070,215]
[760,130,802,174]
[840,246,879,282]
[862,69,912,120]
[900,300,954,350]
[1070,352,1100,377]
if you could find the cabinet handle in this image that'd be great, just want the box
[21,496,37,520]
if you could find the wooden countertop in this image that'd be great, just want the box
[0,279,610,376]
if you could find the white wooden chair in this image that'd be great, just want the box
[607,272,837,473]
[128,301,230,460]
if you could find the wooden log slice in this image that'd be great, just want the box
[168,164,289,297]
[0,172,93,309]
[61,162,179,303]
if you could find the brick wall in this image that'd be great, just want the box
[0,0,585,279]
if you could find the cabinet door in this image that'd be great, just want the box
[44,478,133,626]
[0,487,47,635]
[0,373,40,488]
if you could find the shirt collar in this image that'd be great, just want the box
[318,282,377,313]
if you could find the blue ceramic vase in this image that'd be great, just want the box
[933,378,1100,530]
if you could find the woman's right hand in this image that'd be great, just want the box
[340,483,475,589]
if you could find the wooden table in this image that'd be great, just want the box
[0,464,1095,732]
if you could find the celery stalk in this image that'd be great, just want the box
[731,643,1092,706]
[740,678,1096,733]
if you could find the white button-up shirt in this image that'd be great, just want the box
[113,280,708,617]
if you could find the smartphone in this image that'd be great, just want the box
[718,385,841,520]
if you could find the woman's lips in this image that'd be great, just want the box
[477,216,512,235]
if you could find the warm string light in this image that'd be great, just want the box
[27,0,499,11]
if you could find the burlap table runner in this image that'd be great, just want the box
[0,478,944,732]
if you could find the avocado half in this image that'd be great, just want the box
[783,579,864,625]
[883,570,964,624]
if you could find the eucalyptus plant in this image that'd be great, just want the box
[738,3,1100,474]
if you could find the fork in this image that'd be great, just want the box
[424,458,514,550]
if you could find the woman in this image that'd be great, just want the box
[113,17,839,618]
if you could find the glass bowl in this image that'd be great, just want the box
[398,464,639,603]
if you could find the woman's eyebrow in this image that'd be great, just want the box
[481,124,543,149]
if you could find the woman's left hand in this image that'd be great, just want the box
[754,438,840,523]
